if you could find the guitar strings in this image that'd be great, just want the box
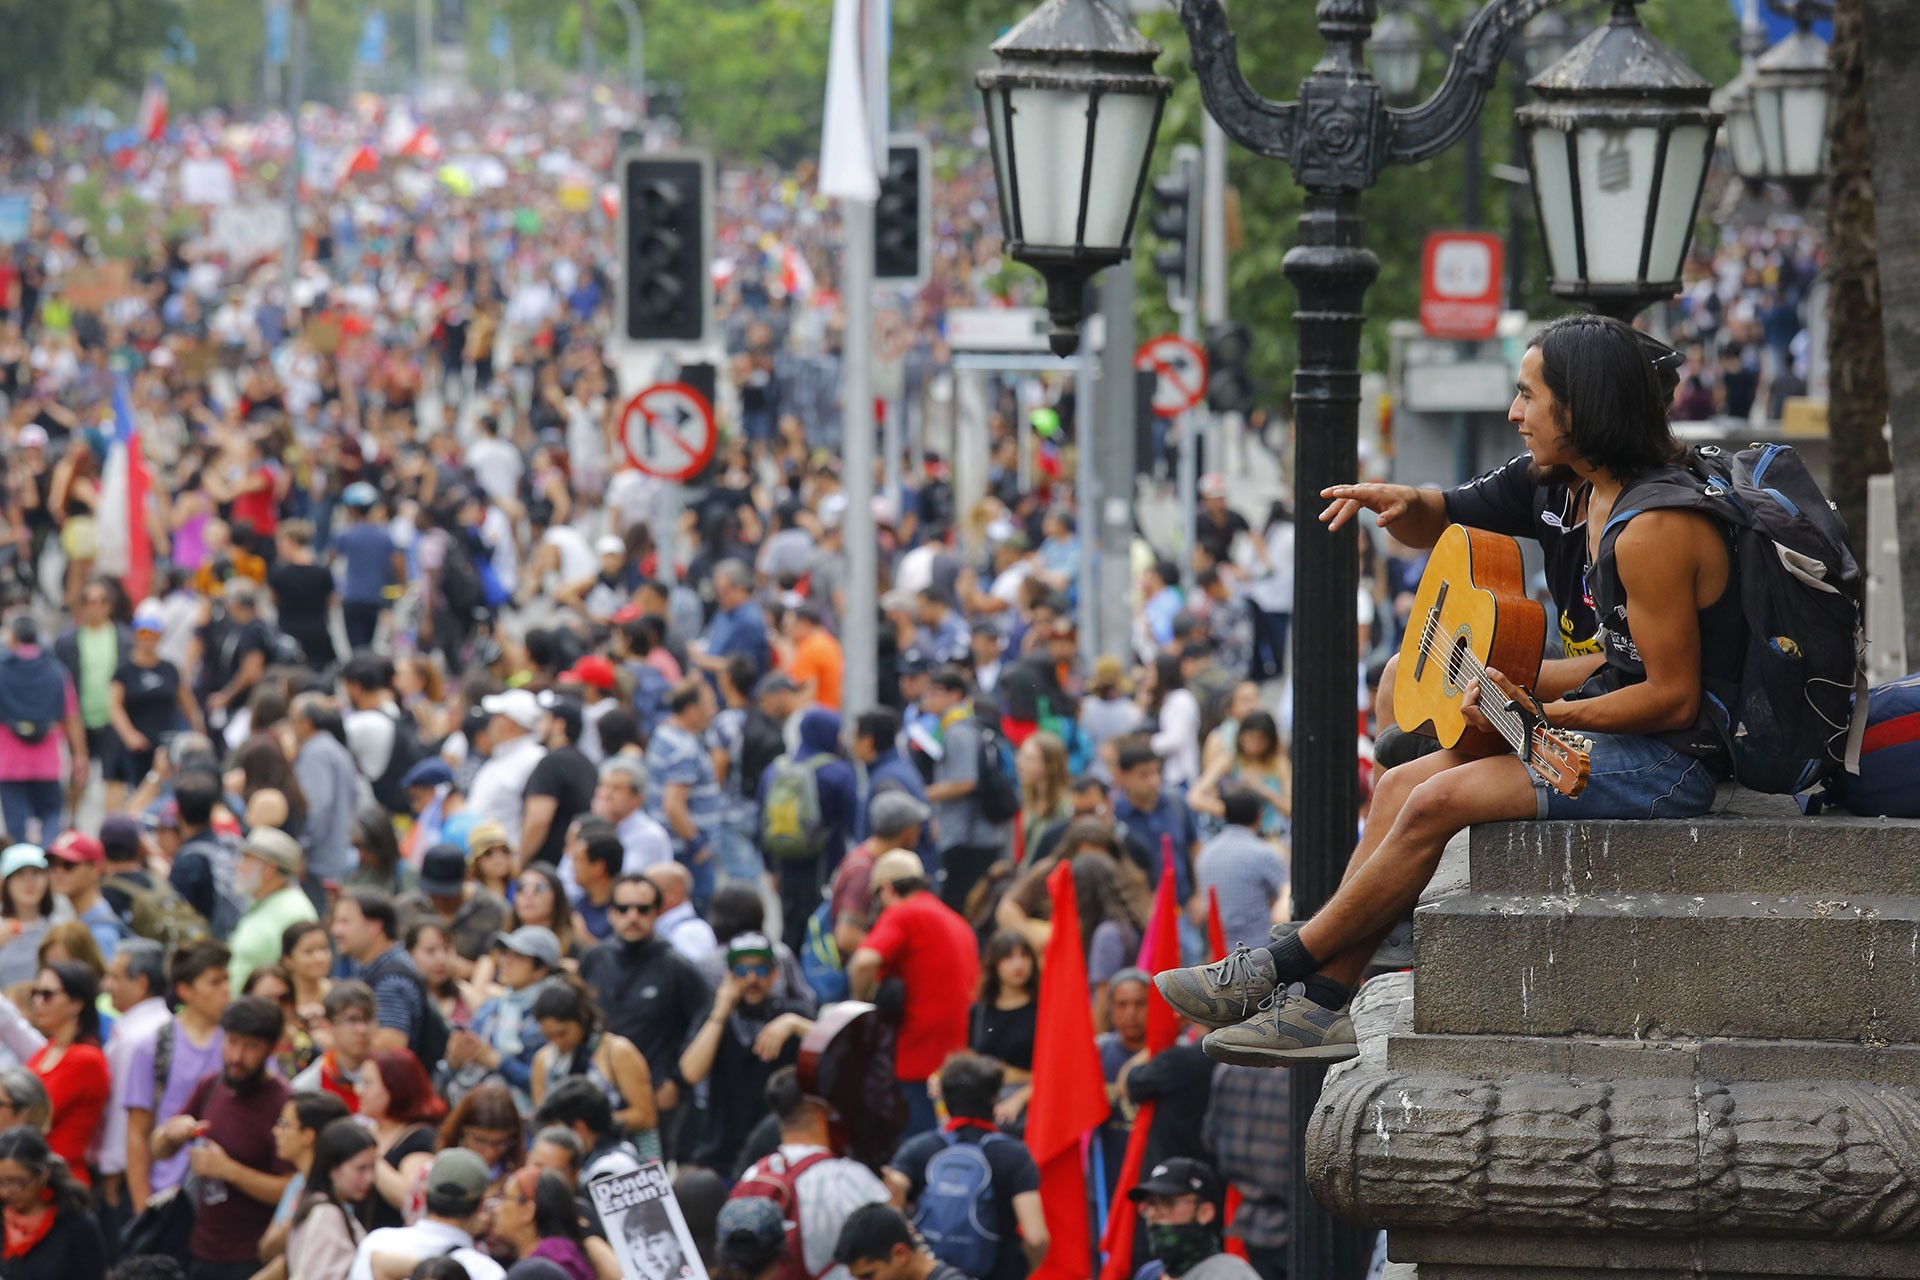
[1407,630,1533,746]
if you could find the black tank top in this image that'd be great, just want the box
[1573,466,1746,767]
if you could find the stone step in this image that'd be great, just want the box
[1468,812,1920,898]
[1411,891,1920,1042]
[1385,1029,1920,1087]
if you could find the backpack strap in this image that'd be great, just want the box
[153,1019,175,1097]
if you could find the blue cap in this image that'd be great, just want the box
[342,482,379,509]
[399,758,453,791]
[132,601,166,634]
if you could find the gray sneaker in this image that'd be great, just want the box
[1200,991,1358,1067]
[1154,943,1278,1030]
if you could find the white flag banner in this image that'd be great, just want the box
[818,0,878,201]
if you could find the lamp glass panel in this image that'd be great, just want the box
[1751,82,1787,176]
[982,85,1017,237]
[1080,88,1159,250]
[1726,104,1763,177]
[1527,127,1580,283]
[1647,124,1711,283]
[1004,84,1095,248]
[1572,125,1662,284]
[1782,83,1830,177]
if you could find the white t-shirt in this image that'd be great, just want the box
[345,704,403,781]
[467,732,547,836]
[348,1220,504,1280]
[464,437,524,504]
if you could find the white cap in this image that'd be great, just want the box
[595,535,627,558]
[1199,473,1229,499]
[16,425,47,449]
[818,493,850,530]
[481,688,544,730]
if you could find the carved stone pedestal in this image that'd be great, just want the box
[1307,799,1920,1279]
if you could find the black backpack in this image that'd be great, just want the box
[972,717,1020,824]
[370,705,430,814]
[363,948,452,1069]
[438,534,490,622]
[1599,444,1869,794]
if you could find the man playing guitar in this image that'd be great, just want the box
[1324,335,1684,772]
[1155,314,1742,1067]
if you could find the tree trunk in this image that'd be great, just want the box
[1824,0,1889,549]
[1863,0,1920,664]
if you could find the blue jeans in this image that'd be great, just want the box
[1534,733,1717,821]
[0,780,62,844]
[713,820,764,884]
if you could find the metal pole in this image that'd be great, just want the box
[1202,112,1230,487]
[1505,53,1529,310]
[1098,268,1138,663]
[283,0,305,303]
[1076,341,1099,668]
[416,0,432,95]
[840,0,888,717]
[883,395,904,514]
[580,0,596,86]
[611,0,645,97]
[1284,186,1376,1280]
[1177,305,1199,595]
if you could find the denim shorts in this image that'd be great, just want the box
[1534,731,1718,821]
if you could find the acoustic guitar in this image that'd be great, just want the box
[1394,525,1593,797]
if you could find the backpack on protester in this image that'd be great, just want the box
[362,948,452,1069]
[1597,443,1869,795]
[104,874,211,955]
[913,1130,1010,1279]
[731,1149,837,1280]
[800,900,849,1004]
[439,535,493,622]
[760,755,831,862]
[972,718,1020,824]
[0,651,67,744]
[370,706,431,814]
[1804,671,1920,817]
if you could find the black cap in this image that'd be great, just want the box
[419,844,468,897]
[1128,1157,1223,1205]
[897,648,933,676]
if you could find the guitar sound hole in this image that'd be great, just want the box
[1446,633,1472,694]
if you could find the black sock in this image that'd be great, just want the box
[1265,932,1321,985]
[1300,974,1353,1011]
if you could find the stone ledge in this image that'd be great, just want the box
[1388,1230,1920,1279]
[1386,1031,1920,1087]
[1469,809,1920,897]
[1411,891,1920,1041]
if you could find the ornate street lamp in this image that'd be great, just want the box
[1371,10,1427,104]
[1749,0,1834,205]
[976,0,1172,356]
[1517,1,1721,320]
[1714,73,1766,190]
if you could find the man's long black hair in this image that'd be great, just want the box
[1529,312,1686,486]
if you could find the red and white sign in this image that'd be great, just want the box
[1134,334,1209,418]
[619,382,717,483]
[1420,231,1504,340]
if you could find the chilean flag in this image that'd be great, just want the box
[94,373,153,604]
[136,76,168,144]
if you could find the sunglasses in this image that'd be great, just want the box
[610,901,657,916]
[731,963,773,978]
[28,988,61,1002]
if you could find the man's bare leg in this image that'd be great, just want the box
[1303,754,1537,991]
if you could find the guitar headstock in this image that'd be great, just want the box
[1530,727,1593,798]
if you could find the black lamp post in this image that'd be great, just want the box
[1153,0,1717,1275]
[1748,0,1835,206]
[976,0,1173,356]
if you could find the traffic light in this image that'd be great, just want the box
[1206,321,1254,415]
[618,150,713,347]
[875,134,929,283]
[1149,148,1199,310]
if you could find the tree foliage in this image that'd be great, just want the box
[0,0,179,122]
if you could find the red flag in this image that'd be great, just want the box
[1027,859,1112,1280]
[1099,841,1184,1280]
[1206,886,1228,963]
[137,76,168,144]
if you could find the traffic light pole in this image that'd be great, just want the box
[1202,113,1230,474]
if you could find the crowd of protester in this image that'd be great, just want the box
[0,85,1302,1280]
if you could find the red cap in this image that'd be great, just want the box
[562,655,619,692]
[48,831,104,865]
[611,604,645,625]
